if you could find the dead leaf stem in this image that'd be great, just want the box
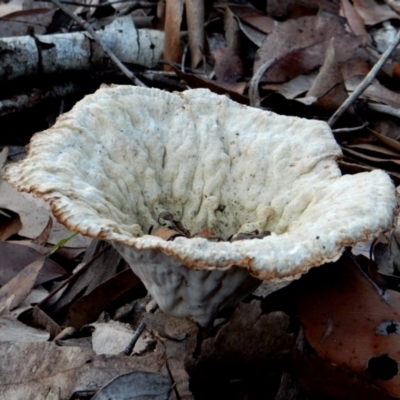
[249,58,277,108]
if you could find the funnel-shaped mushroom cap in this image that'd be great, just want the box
[4,86,397,325]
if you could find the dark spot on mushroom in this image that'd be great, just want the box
[366,354,398,381]
[216,204,226,212]
[316,236,320,239]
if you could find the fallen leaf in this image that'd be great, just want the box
[294,349,392,400]
[0,211,22,240]
[0,313,49,342]
[44,241,120,319]
[153,225,183,241]
[173,66,249,105]
[0,8,56,37]
[0,179,87,246]
[306,38,349,111]
[352,0,400,25]
[340,0,370,45]
[32,216,52,247]
[345,76,400,109]
[0,256,46,311]
[194,300,294,376]
[254,15,361,83]
[297,254,400,398]
[92,371,172,400]
[0,341,171,399]
[262,72,317,99]
[0,240,66,286]
[66,268,144,328]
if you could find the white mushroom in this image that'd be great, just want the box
[4,85,397,326]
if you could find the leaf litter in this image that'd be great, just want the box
[2,0,400,398]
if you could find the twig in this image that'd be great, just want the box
[49,0,147,87]
[368,103,400,119]
[328,28,400,127]
[37,244,112,307]
[332,122,369,133]
[249,59,277,108]
[121,322,146,355]
[60,0,155,7]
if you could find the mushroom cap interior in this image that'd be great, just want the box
[4,85,397,280]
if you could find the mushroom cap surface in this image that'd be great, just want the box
[4,85,397,281]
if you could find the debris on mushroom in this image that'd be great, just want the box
[3,85,397,326]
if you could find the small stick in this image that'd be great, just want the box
[368,103,400,119]
[332,122,369,133]
[121,322,146,355]
[49,0,147,87]
[328,28,400,127]
[249,59,277,108]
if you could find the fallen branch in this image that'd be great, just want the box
[0,16,164,82]
[50,0,146,86]
[328,29,400,127]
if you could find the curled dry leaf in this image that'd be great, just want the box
[306,38,349,111]
[340,0,370,45]
[0,256,46,311]
[254,15,361,83]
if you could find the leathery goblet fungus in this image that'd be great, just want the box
[4,85,397,326]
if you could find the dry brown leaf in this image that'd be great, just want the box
[297,255,400,398]
[0,313,49,342]
[224,6,241,55]
[141,311,198,400]
[0,341,170,398]
[0,240,66,286]
[345,76,400,108]
[66,268,144,328]
[340,0,370,45]
[0,8,56,37]
[153,225,183,241]
[294,350,392,400]
[340,57,370,79]
[43,241,120,318]
[0,255,46,311]
[368,128,400,153]
[236,17,267,47]
[185,0,204,68]
[306,38,349,111]
[346,143,400,157]
[0,212,22,240]
[262,72,317,99]
[173,67,249,105]
[352,0,400,25]
[212,47,245,94]
[0,179,87,246]
[255,15,361,83]
[31,305,62,338]
[32,216,52,247]
[163,0,184,71]
[194,300,294,374]
[342,146,400,168]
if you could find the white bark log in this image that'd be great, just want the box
[0,17,164,80]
